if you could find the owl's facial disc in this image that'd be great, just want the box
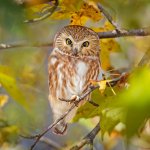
[54,25,100,57]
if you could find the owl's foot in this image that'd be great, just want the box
[53,122,68,135]
[59,95,80,107]
[69,95,80,106]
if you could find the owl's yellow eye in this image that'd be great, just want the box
[82,41,89,47]
[66,38,72,45]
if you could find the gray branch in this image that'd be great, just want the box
[23,85,99,150]
[0,28,150,51]
[98,28,150,38]
[70,121,100,150]
[21,74,125,150]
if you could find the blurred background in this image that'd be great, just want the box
[0,0,150,150]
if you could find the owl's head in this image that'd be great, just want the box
[54,25,100,57]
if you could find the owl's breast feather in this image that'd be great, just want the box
[49,49,99,100]
[73,60,88,94]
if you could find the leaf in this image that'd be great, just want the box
[90,79,115,95]
[93,21,121,70]
[0,72,29,111]
[117,68,150,138]
[0,125,19,145]
[73,90,115,122]
[60,0,83,11]
[25,3,53,20]
[70,2,102,25]
[50,0,83,20]
[100,108,124,136]
[0,95,8,108]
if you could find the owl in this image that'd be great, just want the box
[48,25,101,135]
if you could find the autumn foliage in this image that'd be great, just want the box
[0,0,150,150]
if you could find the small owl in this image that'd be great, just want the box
[48,25,101,135]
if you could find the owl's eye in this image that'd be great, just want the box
[82,41,89,47]
[66,38,72,45]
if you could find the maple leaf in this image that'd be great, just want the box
[90,79,116,95]
[70,2,102,25]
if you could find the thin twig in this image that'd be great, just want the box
[0,43,53,50]
[25,75,125,150]
[97,3,121,32]
[19,72,125,150]
[27,85,99,150]
[15,0,53,6]
[24,0,59,23]
[70,121,100,150]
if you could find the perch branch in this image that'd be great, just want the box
[70,121,100,150]
[98,28,150,38]
[26,85,99,150]
[0,28,150,50]
[21,73,125,150]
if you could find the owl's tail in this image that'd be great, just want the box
[53,121,68,135]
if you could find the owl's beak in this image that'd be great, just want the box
[72,48,78,56]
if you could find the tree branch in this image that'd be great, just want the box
[98,28,150,38]
[70,121,100,150]
[22,85,99,150]
[0,28,149,51]
[21,74,125,150]
[0,43,53,50]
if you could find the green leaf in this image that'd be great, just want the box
[100,108,124,136]
[0,125,19,145]
[0,72,29,111]
[73,88,118,121]
[117,68,150,138]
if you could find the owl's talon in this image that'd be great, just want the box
[59,95,80,107]
[70,95,80,106]
[53,122,68,135]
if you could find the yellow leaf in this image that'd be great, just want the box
[70,2,102,25]
[70,12,88,25]
[51,10,70,19]
[90,79,116,95]
[60,0,83,11]
[0,95,8,108]
[93,21,115,32]
[92,21,120,70]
